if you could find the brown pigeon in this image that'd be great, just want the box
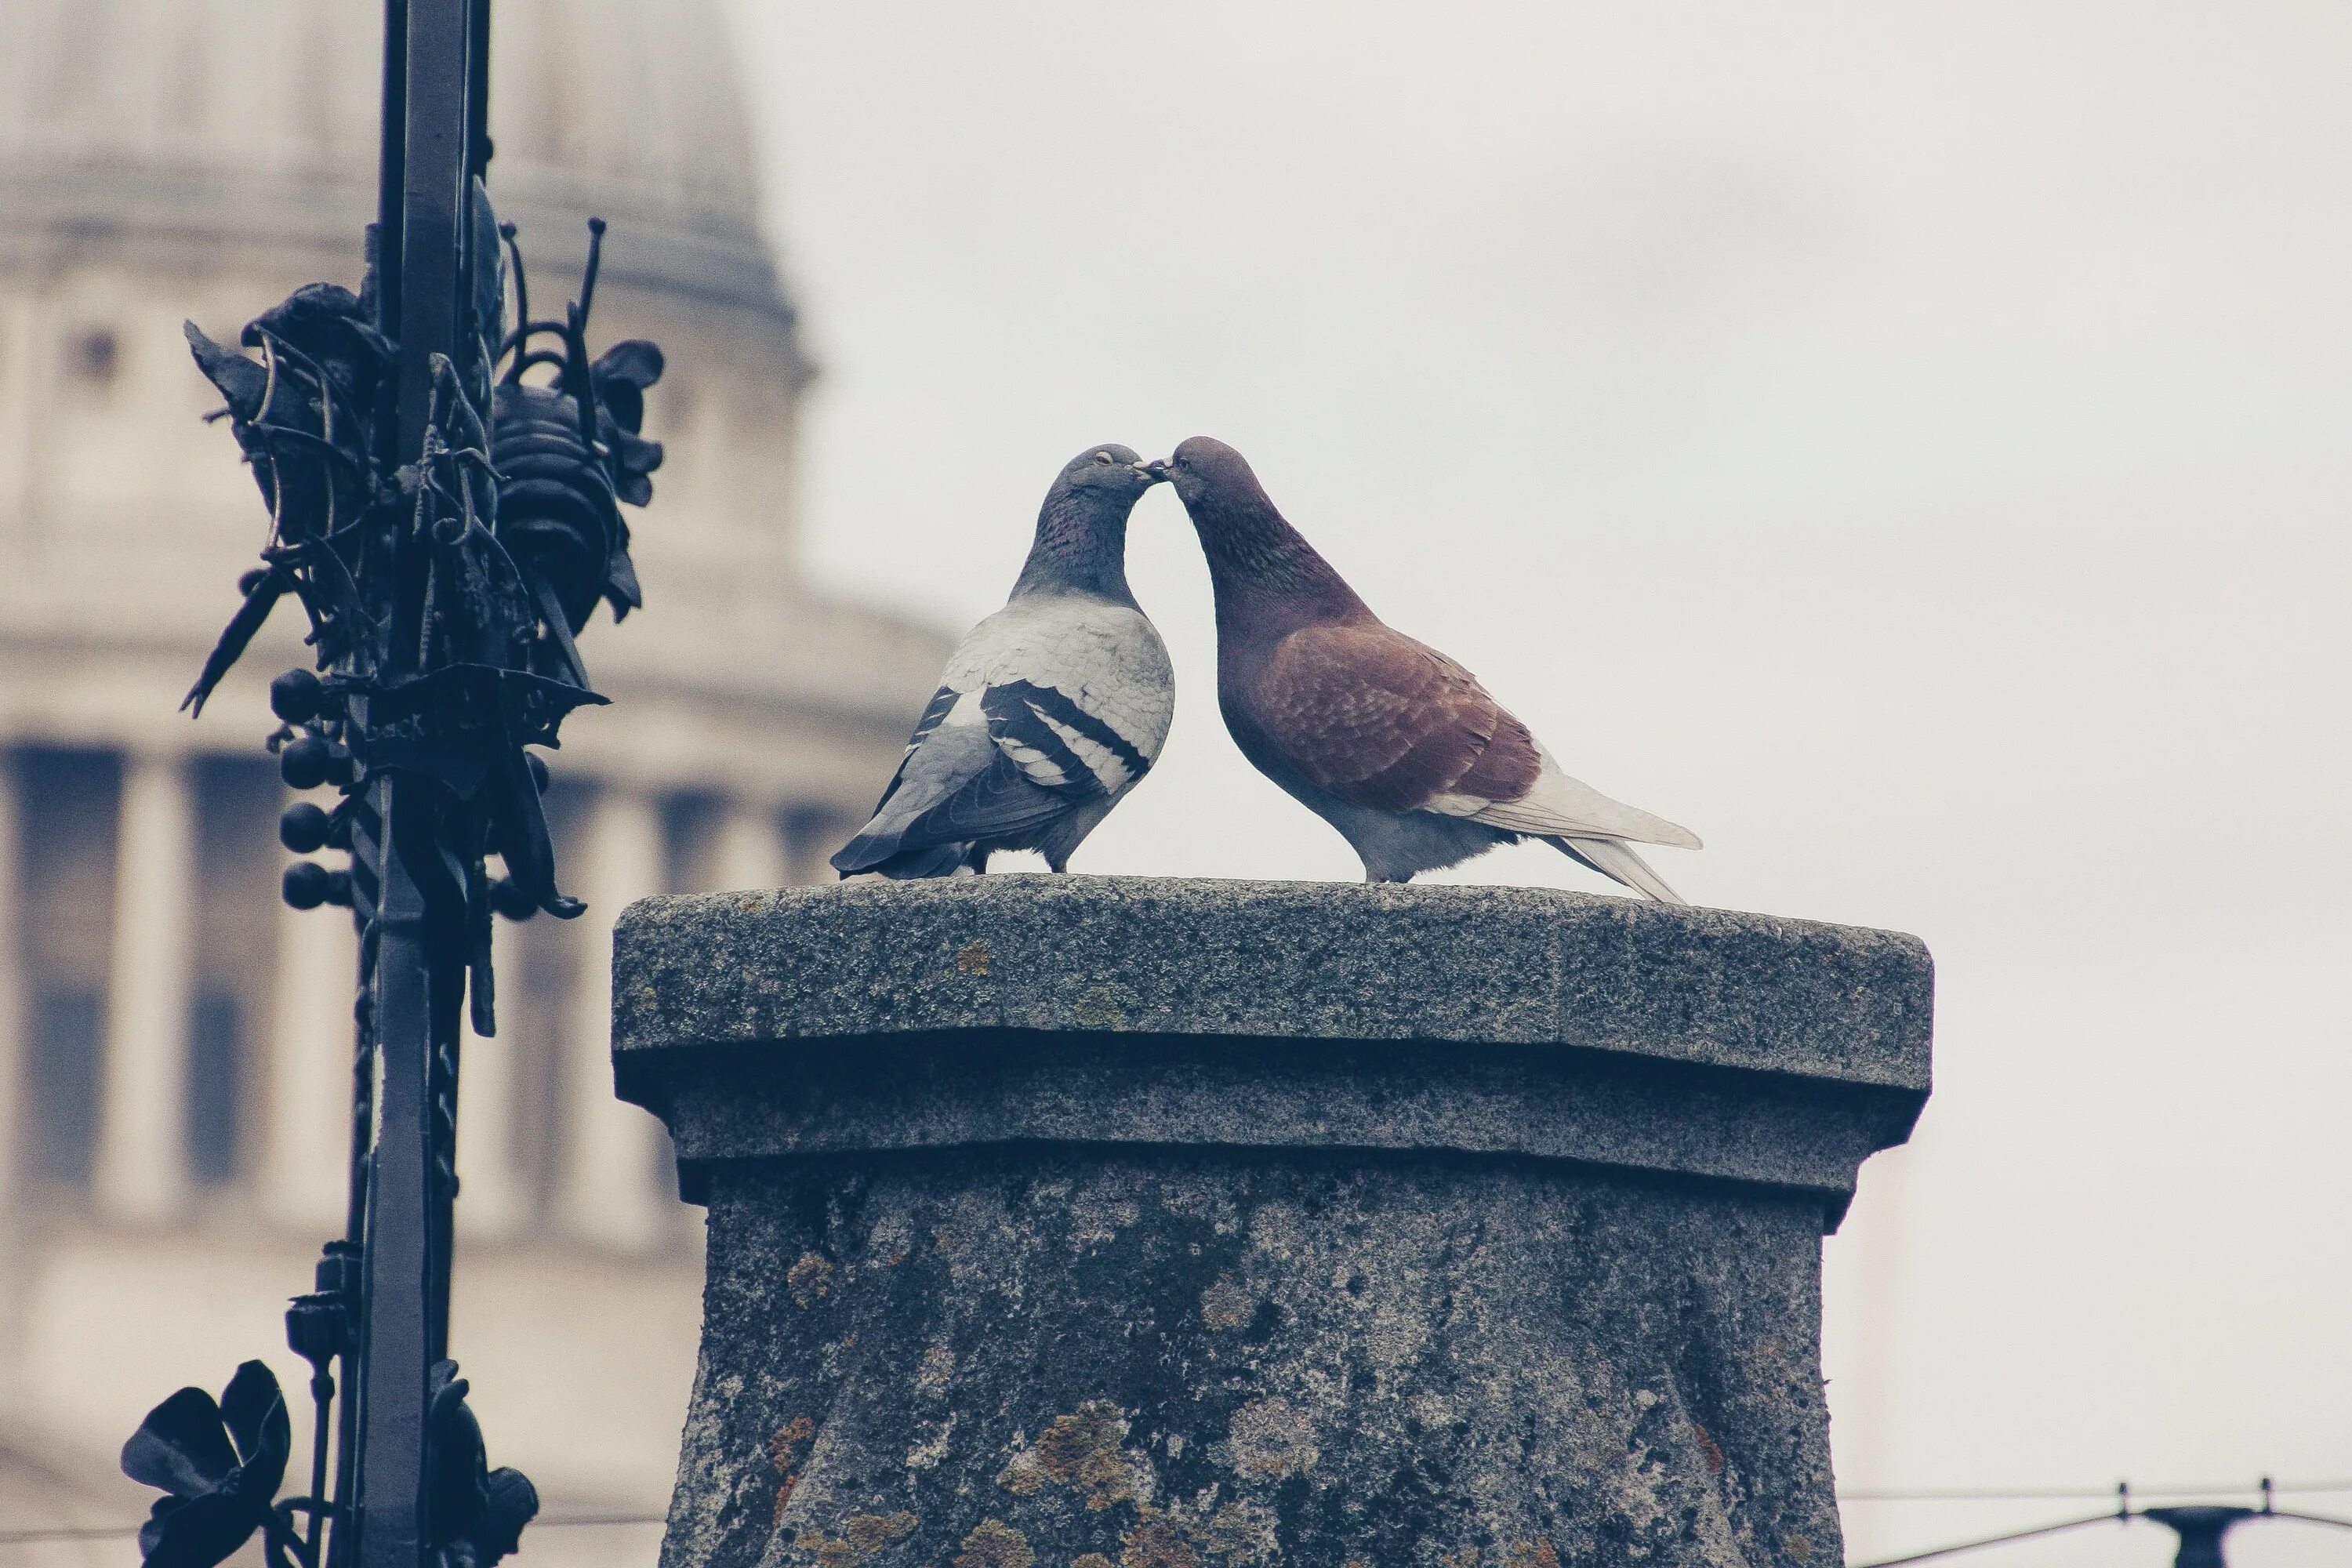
[1158,437,1700,900]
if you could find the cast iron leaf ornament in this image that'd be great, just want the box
[121,1360,309,1568]
[492,216,662,686]
[180,203,665,943]
[182,281,395,713]
[426,1360,539,1568]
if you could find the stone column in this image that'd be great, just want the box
[780,806,846,887]
[710,799,789,892]
[554,784,671,1251]
[0,755,27,1353]
[93,748,197,1222]
[453,1006,528,1241]
[614,878,1934,1568]
[263,891,358,1232]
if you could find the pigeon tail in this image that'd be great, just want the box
[1549,836,1686,905]
[840,854,980,884]
[830,833,971,880]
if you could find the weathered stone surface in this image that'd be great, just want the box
[612,877,1933,1568]
[614,877,1933,1088]
[671,1151,1836,1568]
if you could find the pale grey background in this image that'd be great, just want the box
[724,3,2352,1563]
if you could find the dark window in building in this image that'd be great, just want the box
[186,989,244,1187]
[188,756,282,1192]
[73,327,118,386]
[784,804,855,885]
[499,777,593,1207]
[24,989,103,1187]
[15,748,122,1196]
[659,791,725,893]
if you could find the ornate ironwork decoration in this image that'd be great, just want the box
[121,1362,301,1568]
[119,6,668,1566]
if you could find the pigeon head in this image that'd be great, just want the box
[1054,443,1163,503]
[1014,443,1166,601]
[1160,437,1370,627]
[1161,436,1267,510]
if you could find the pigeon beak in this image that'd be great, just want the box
[1136,459,1170,483]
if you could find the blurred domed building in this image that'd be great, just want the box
[0,0,944,1548]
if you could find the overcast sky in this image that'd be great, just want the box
[723,4,2351,1562]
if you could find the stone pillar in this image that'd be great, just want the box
[93,748,196,1222]
[263,891,358,1232]
[780,806,847,887]
[0,754,27,1353]
[710,799,789,892]
[614,879,1934,1568]
[554,783,671,1251]
[453,1006,529,1241]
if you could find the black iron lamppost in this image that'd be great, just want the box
[118,3,666,1566]
[2142,1505,2256,1568]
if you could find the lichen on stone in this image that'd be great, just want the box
[905,1411,956,1470]
[1200,1276,1252,1330]
[786,1252,835,1305]
[792,1511,916,1568]
[953,1519,1036,1568]
[1118,1519,1196,1568]
[770,1417,817,1472]
[844,1514,919,1554]
[1067,1178,1142,1247]
[997,1401,1153,1510]
[1199,1500,1278,1563]
[769,1416,818,1526]
[1220,1398,1318,1478]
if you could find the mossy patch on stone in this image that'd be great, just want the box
[786,1252,833,1305]
[998,1401,1152,1511]
[953,1519,1035,1568]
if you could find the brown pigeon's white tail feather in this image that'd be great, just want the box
[1468,750,1702,850]
[1553,836,1686,905]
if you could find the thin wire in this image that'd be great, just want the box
[2268,1509,2352,1532]
[0,1515,668,1548]
[1850,1500,2352,1567]
[1842,1479,2352,1502]
[1849,1511,2125,1568]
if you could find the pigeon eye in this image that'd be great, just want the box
[1092,450,1114,465]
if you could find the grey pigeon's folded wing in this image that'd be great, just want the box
[831,695,1068,874]
[831,599,1174,877]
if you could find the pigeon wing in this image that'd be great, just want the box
[953,600,1173,800]
[833,687,1073,873]
[861,683,963,817]
[836,601,1172,873]
[1250,624,1699,848]
[1250,623,1539,812]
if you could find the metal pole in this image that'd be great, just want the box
[352,4,476,1565]
[351,792,437,1568]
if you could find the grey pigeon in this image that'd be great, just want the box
[1159,437,1700,899]
[832,445,1174,878]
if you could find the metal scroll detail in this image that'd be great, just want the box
[122,151,665,1567]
